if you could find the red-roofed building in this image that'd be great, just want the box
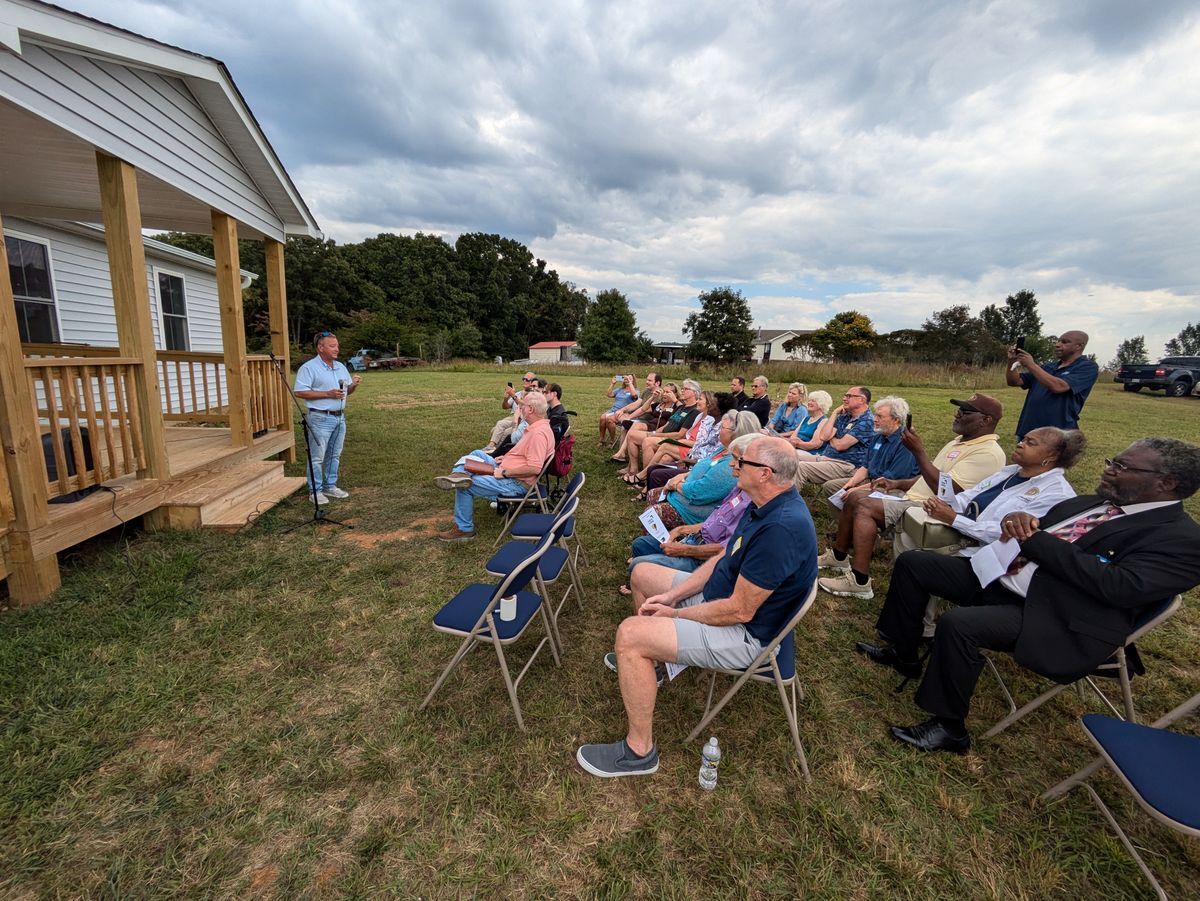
[528,340,581,363]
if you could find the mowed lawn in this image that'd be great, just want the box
[2,369,1199,898]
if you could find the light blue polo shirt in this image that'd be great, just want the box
[295,356,352,412]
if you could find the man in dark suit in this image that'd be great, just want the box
[854,437,1200,753]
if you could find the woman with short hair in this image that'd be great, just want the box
[788,389,832,451]
[768,382,808,434]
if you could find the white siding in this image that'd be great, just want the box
[0,43,284,239]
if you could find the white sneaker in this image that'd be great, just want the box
[323,486,349,499]
[818,573,874,600]
[311,490,329,506]
[816,548,851,572]
[482,444,497,454]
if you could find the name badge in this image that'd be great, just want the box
[730,497,740,507]
[946,451,961,460]
[732,536,743,554]
[1023,487,1041,497]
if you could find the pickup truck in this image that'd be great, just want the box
[1114,356,1200,397]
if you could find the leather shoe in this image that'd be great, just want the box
[854,640,923,680]
[889,717,971,754]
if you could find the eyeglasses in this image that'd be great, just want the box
[843,393,865,399]
[1104,458,1164,476]
[734,458,774,472]
[522,377,534,382]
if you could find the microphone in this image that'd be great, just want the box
[339,379,347,411]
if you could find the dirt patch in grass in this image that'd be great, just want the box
[338,515,452,548]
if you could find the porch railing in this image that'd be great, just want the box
[24,357,147,499]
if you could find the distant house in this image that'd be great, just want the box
[528,340,581,363]
[752,329,815,363]
[651,340,687,365]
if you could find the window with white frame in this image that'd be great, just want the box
[156,270,190,351]
[5,235,60,343]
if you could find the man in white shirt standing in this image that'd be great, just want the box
[294,331,361,504]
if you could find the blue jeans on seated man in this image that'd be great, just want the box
[628,533,702,575]
[306,411,346,491]
[452,452,528,533]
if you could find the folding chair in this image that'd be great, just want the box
[982,595,1183,739]
[510,472,589,568]
[419,531,560,731]
[486,497,583,646]
[1040,690,1200,900]
[492,455,554,548]
[684,580,820,781]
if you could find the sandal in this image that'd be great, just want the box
[617,584,632,595]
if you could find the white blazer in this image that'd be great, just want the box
[948,464,1077,554]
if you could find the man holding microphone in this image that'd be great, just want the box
[294,331,361,504]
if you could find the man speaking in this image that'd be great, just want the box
[294,331,361,504]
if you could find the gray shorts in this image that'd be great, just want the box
[669,572,768,670]
[881,498,918,529]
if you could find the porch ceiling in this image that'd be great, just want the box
[0,97,268,239]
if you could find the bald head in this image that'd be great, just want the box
[1055,331,1089,362]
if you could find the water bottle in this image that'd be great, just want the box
[698,736,721,790]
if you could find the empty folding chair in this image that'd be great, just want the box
[1040,690,1200,900]
[419,531,559,731]
[492,455,554,548]
[684,580,820,781]
[510,471,588,567]
[982,595,1182,739]
[487,497,584,644]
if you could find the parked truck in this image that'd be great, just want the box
[1114,356,1200,397]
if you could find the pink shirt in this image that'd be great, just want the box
[499,419,554,485]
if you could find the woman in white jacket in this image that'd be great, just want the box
[919,427,1085,555]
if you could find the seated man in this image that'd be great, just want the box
[854,437,1200,754]
[794,386,875,486]
[484,370,535,453]
[817,394,1007,600]
[742,375,772,426]
[544,382,571,443]
[434,393,555,542]
[575,437,817,777]
[819,395,918,497]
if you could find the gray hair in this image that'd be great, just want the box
[875,395,910,423]
[808,390,833,415]
[728,433,764,455]
[754,375,769,389]
[681,379,702,397]
[731,410,762,440]
[756,437,800,485]
[523,393,549,417]
[1131,437,1200,498]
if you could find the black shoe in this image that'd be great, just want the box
[854,640,923,680]
[889,717,971,754]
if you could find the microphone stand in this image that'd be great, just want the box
[269,352,350,533]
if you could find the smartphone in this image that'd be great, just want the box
[1015,336,1026,350]
[905,413,912,430]
[507,382,513,388]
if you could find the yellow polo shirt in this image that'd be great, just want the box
[904,433,1008,502]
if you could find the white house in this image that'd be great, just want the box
[752,328,815,363]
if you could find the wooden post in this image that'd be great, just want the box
[264,237,295,463]
[212,211,252,447]
[0,211,60,603]
[96,152,170,486]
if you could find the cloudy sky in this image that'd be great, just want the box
[62,0,1200,362]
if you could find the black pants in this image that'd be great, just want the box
[877,551,1025,722]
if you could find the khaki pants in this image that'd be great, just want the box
[793,454,855,487]
[489,416,517,448]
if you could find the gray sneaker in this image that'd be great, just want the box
[816,547,851,572]
[576,739,659,778]
[604,652,664,686]
[310,490,329,506]
[434,473,474,490]
[323,486,349,499]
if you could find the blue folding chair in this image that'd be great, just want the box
[1041,691,1200,900]
[683,580,819,782]
[510,471,587,566]
[419,531,559,731]
[491,455,554,548]
[487,497,583,647]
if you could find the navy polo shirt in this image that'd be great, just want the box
[1016,357,1099,437]
[703,487,818,644]
[818,410,876,467]
[864,430,919,481]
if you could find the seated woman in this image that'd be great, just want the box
[641,392,734,492]
[598,374,638,447]
[915,427,1085,552]
[767,382,808,435]
[786,389,832,452]
[627,385,715,484]
[643,413,762,529]
[620,382,700,480]
[610,384,669,464]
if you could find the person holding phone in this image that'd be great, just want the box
[1006,330,1099,438]
[599,375,638,447]
[485,371,537,453]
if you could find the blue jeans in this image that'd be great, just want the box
[306,411,346,491]
[451,452,527,532]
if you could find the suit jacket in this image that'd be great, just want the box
[1013,495,1200,682]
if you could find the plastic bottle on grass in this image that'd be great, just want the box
[698,736,721,790]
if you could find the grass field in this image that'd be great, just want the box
[2,370,1198,898]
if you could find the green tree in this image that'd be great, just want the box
[802,310,877,362]
[980,289,1054,359]
[682,286,754,363]
[577,289,646,363]
[1107,336,1148,371]
[918,305,1005,366]
[1165,322,1200,356]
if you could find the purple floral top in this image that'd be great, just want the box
[686,415,721,462]
[699,487,752,544]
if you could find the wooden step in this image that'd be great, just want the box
[202,476,308,532]
[162,460,287,528]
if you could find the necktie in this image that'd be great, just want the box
[1007,505,1123,575]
